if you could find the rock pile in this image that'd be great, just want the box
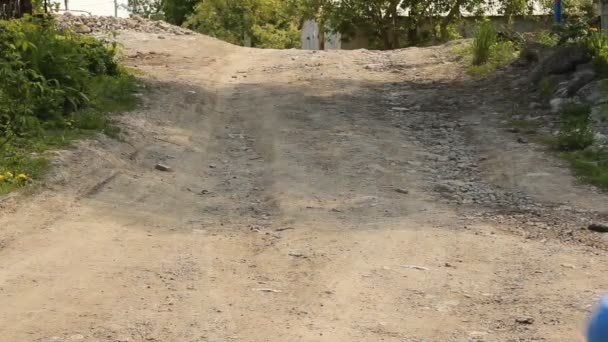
[526,45,608,147]
[54,13,194,36]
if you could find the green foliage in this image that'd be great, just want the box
[466,40,518,75]
[585,32,608,74]
[184,0,302,48]
[555,105,594,151]
[539,77,556,97]
[472,20,496,65]
[0,16,138,193]
[162,0,197,25]
[530,30,559,47]
[562,148,608,190]
[553,17,594,45]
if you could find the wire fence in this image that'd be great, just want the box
[0,0,32,19]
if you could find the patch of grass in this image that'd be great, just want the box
[539,77,556,98]
[555,105,594,151]
[467,41,519,76]
[510,119,540,134]
[562,148,608,190]
[88,73,140,113]
[0,149,49,195]
[472,20,496,65]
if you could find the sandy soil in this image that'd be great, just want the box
[0,32,607,342]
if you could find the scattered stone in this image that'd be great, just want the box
[561,263,576,269]
[517,136,529,144]
[515,316,535,325]
[550,97,577,114]
[395,188,409,194]
[554,69,596,97]
[209,164,217,169]
[155,163,172,172]
[528,102,541,109]
[253,288,282,293]
[402,265,429,271]
[507,127,520,133]
[289,252,306,258]
[577,79,608,105]
[54,14,194,36]
[117,336,131,342]
[69,335,85,340]
[588,223,608,233]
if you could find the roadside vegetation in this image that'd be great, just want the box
[504,15,608,190]
[0,16,138,194]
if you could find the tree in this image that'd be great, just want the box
[184,0,304,48]
[162,0,197,25]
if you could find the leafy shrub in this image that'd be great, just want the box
[585,32,608,74]
[553,17,593,45]
[472,20,497,65]
[0,16,138,193]
[530,30,559,47]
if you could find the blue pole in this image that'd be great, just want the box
[555,0,562,23]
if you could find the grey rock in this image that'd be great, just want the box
[550,97,578,114]
[395,188,410,194]
[155,163,172,172]
[577,79,608,105]
[517,136,529,144]
[515,316,535,325]
[532,45,591,82]
[554,69,596,97]
[74,24,92,34]
[588,223,608,233]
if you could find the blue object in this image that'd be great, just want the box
[554,0,562,23]
[588,297,608,342]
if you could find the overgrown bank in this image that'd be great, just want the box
[0,17,139,194]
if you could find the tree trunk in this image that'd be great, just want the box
[440,0,465,41]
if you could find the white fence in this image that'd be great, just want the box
[301,19,342,50]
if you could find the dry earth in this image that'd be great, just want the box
[0,29,607,342]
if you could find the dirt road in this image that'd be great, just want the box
[1,32,607,342]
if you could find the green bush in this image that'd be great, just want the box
[472,20,497,65]
[0,16,138,194]
[585,32,608,74]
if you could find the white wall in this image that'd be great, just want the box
[61,0,130,17]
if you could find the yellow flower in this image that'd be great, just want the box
[5,172,13,178]
[17,173,27,180]
[0,175,4,182]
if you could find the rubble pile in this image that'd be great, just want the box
[54,13,194,36]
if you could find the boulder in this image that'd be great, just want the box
[531,45,591,83]
[554,69,596,98]
[550,97,580,114]
[577,79,608,105]
[74,24,92,34]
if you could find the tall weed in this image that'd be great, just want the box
[472,20,497,65]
